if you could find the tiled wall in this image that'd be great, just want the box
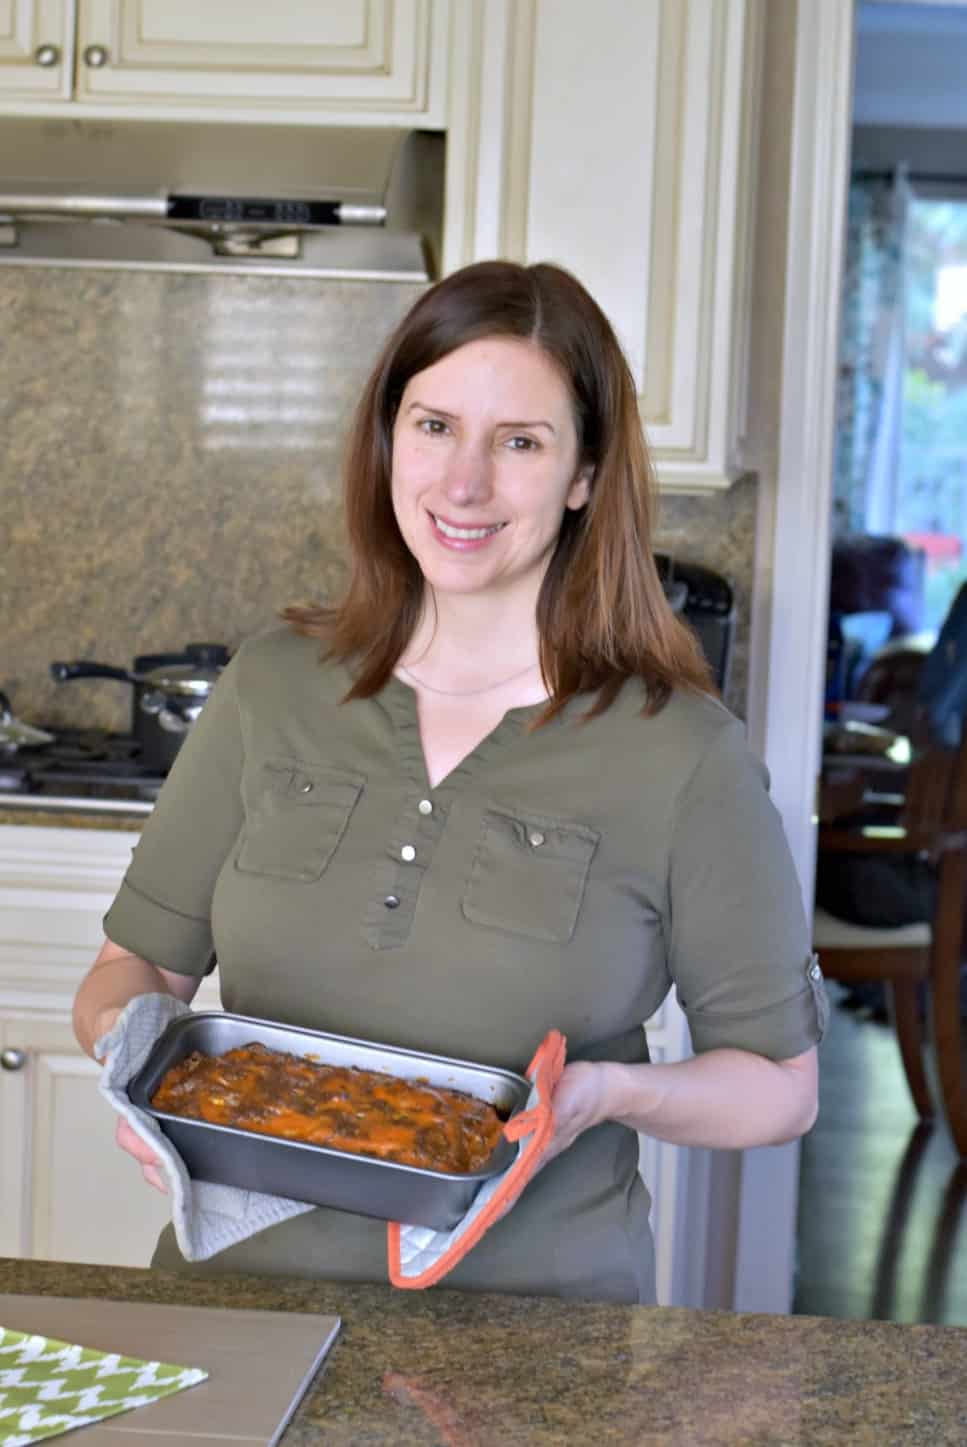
[2,268,755,732]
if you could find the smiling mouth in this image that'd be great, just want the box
[429,513,508,541]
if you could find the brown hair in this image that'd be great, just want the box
[284,260,713,721]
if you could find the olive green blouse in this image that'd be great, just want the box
[104,626,827,1304]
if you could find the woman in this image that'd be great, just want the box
[73,260,826,1304]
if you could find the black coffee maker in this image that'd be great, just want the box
[655,553,736,694]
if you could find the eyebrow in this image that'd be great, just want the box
[406,401,556,435]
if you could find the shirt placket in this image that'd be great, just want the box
[362,786,448,949]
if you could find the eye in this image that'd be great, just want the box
[417,416,450,437]
[505,434,540,452]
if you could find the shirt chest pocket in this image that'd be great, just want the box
[235,761,364,882]
[461,807,600,944]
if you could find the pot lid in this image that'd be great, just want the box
[140,643,228,697]
[0,690,55,750]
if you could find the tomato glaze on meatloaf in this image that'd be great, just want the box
[150,1041,506,1173]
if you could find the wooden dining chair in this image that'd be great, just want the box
[813,725,967,1159]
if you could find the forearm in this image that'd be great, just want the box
[604,1047,818,1150]
[73,947,179,1059]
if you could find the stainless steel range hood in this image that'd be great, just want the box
[0,118,443,281]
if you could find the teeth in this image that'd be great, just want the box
[433,515,504,541]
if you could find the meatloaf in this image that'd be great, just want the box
[150,1041,505,1173]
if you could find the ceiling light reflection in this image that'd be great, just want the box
[201,404,327,425]
[203,432,324,452]
[203,378,324,397]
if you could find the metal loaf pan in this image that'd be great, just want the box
[127,1012,531,1230]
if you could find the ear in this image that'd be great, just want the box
[566,464,593,511]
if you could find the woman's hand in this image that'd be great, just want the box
[115,1117,168,1194]
[90,1001,167,1193]
[540,1061,614,1168]
[95,1005,167,1191]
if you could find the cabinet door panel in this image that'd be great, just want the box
[639,992,693,1305]
[1,1014,169,1266]
[76,0,435,112]
[525,0,760,490]
[0,1016,30,1257]
[135,0,369,50]
[0,0,71,98]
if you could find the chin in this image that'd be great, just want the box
[420,566,497,597]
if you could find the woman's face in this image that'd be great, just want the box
[390,337,592,603]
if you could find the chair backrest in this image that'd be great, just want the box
[901,718,967,839]
[857,644,930,736]
[916,581,967,750]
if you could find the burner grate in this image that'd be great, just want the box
[4,728,165,802]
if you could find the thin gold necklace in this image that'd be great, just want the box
[397,660,541,698]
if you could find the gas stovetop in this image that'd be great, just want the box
[0,729,164,814]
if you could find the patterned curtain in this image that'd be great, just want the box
[832,170,912,537]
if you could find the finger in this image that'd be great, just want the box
[142,1164,169,1194]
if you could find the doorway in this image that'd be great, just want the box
[793,0,967,1325]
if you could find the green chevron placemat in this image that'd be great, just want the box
[0,1325,207,1446]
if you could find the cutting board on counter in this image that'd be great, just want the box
[0,1293,340,1446]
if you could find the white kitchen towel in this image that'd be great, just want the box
[96,994,314,1263]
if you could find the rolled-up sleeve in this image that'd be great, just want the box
[103,650,246,977]
[667,719,828,1060]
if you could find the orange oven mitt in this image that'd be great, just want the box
[387,1029,566,1290]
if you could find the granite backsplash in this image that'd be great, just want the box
[2,268,755,731]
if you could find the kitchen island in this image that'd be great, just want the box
[1,1258,964,1445]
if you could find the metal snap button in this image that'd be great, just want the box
[418,798,433,816]
[384,894,401,910]
[400,844,416,862]
[527,830,545,848]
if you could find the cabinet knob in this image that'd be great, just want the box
[82,44,110,69]
[34,44,61,68]
[1,1048,27,1072]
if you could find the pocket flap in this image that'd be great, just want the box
[462,807,600,944]
[237,760,365,881]
[261,760,365,809]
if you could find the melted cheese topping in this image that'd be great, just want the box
[151,1041,505,1174]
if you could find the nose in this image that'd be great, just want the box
[442,437,494,507]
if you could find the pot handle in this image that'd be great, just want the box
[50,661,137,685]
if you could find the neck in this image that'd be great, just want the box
[403,582,543,683]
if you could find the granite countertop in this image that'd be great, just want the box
[0,806,143,830]
[0,1259,964,1445]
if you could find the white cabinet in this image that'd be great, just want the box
[446,0,763,492]
[0,823,219,1268]
[0,1010,171,1264]
[0,1,72,99]
[634,998,704,1308]
[75,0,447,119]
[0,0,450,122]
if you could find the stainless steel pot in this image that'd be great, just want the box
[136,648,225,743]
[49,643,229,771]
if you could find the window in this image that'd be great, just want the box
[896,194,967,628]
